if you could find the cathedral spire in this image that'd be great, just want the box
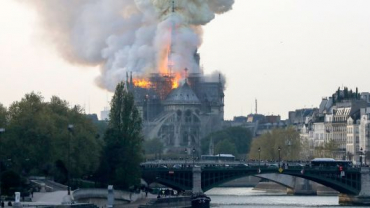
[167,0,176,74]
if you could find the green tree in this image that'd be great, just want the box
[2,93,102,182]
[201,127,253,156]
[314,139,339,158]
[0,103,7,127]
[249,127,301,160]
[300,137,313,160]
[144,138,164,157]
[100,82,143,189]
[214,139,238,156]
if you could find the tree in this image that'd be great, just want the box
[314,139,339,158]
[344,87,348,99]
[214,139,238,156]
[201,127,253,157]
[300,137,313,160]
[0,103,7,127]
[144,138,164,157]
[100,82,143,189]
[2,93,102,181]
[249,127,301,161]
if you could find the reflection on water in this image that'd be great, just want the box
[206,188,362,208]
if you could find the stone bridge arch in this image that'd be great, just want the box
[255,173,321,195]
[142,166,361,195]
[255,173,295,189]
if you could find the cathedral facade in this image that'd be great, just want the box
[128,72,224,154]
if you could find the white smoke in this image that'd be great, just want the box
[204,71,227,90]
[21,0,234,91]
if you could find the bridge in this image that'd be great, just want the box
[141,161,370,205]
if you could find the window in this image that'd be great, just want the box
[177,111,183,122]
[185,109,192,123]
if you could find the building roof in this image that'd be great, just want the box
[164,82,201,105]
[319,98,333,114]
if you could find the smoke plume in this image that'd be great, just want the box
[22,0,234,91]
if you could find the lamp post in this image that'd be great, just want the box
[192,147,196,167]
[360,147,363,167]
[67,124,74,195]
[258,147,261,169]
[0,128,4,201]
[278,146,281,168]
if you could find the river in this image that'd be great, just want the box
[206,188,363,208]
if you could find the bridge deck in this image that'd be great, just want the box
[141,162,361,195]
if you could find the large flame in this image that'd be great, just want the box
[133,73,181,89]
[172,73,181,89]
[133,79,151,88]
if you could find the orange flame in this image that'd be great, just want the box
[172,73,181,89]
[133,79,151,88]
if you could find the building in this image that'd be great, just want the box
[346,117,359,163]
[307,87,369,160]
[100,107,110,121]
[127,72,225,154]
[359,108,370,164]
[223,113,288,138]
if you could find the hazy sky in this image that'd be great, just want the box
[1,0,370,120]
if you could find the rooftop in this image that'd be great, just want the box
[164,82,201,105]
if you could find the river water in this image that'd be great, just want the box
[206,188,363,208]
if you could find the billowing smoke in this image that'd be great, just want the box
[22,0,234,91]
[204,71,227,90]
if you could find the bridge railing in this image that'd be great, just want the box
[141,162,361,172]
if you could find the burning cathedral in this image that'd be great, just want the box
[25,0,235,154]
[117,0,231,154]
[126,59,224,154]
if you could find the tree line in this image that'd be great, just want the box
[249,128,302,161]
[0,81,143,193]
[201,127,253,158]
[0,93,102,184]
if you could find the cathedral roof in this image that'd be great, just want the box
[164,82,201,105]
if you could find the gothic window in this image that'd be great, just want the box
[185,109,192,123]
[177,110,182,122]
[193,115,200,123]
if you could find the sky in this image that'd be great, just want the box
[1,0,370,120]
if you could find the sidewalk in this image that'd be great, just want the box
[21,191,71,207]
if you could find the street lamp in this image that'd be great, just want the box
[67,124,74,195]
[192,147,196,167]
[258,147,261,169]
[0,128,4,201]
[278,146,281,168]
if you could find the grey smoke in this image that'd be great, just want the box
[21,0,234,91]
